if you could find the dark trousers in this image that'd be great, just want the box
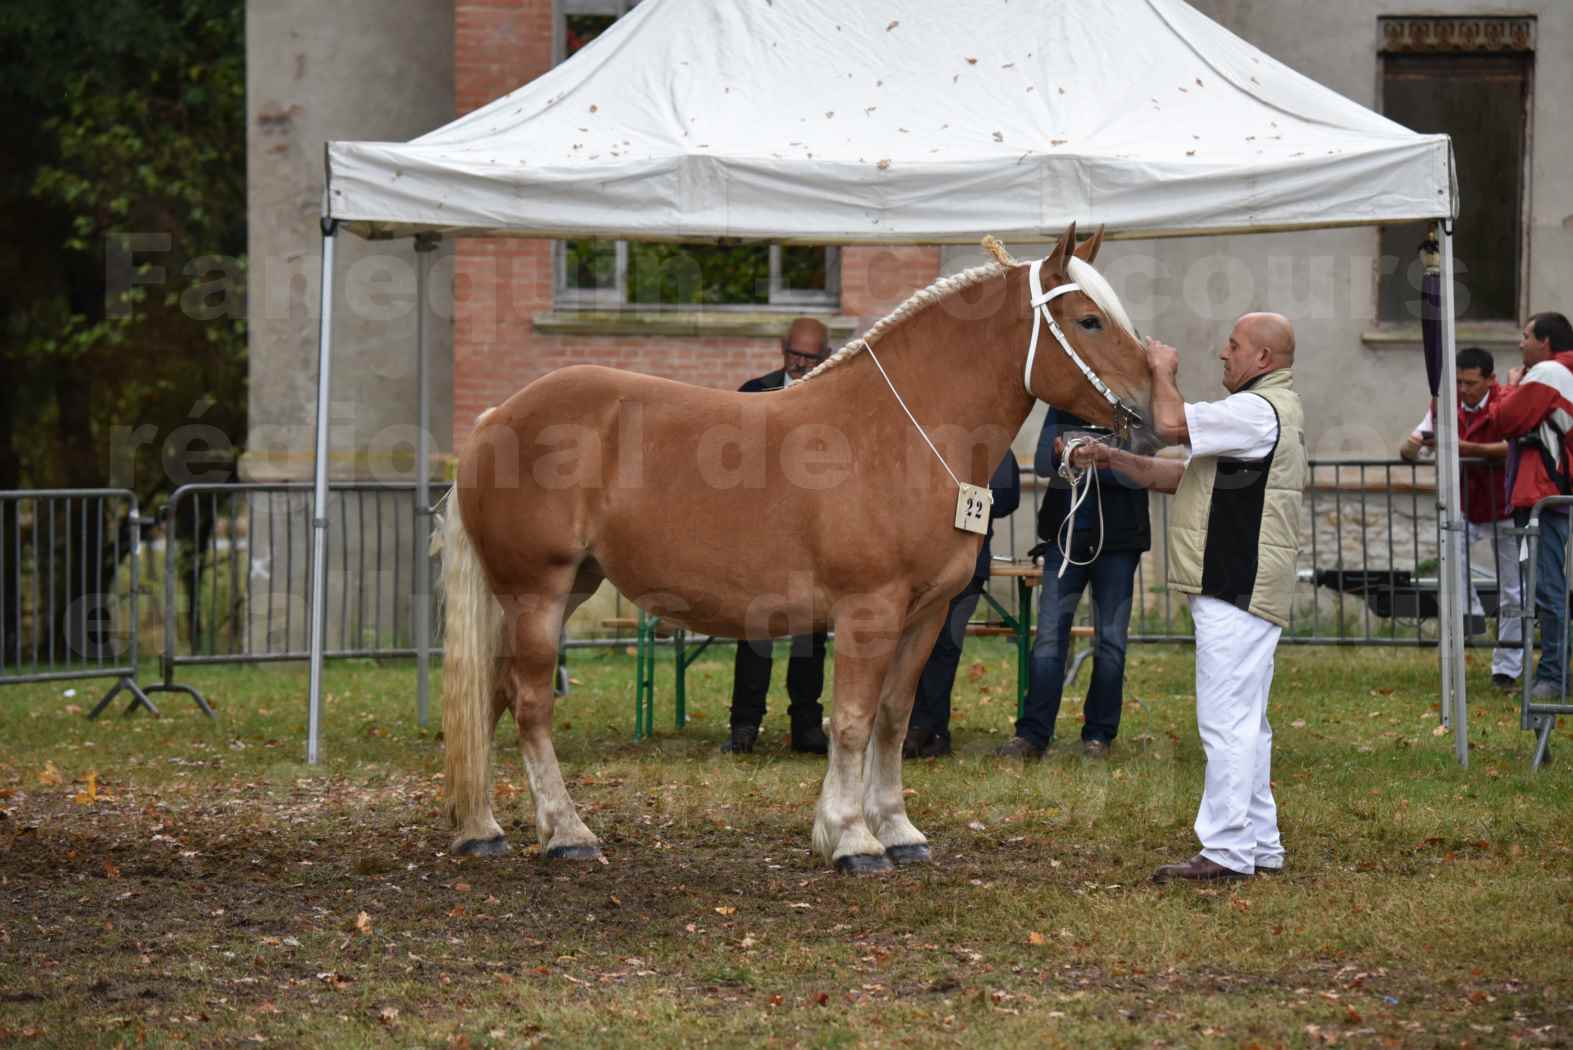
[909,579,986,741]
[730,633,827,729]
[1015,547,1140,748]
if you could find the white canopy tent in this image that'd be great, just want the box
[310,0,1467,763]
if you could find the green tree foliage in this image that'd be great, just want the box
[0,0,246,495]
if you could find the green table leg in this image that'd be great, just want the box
[673,628,687,729]
[635,610,657,740]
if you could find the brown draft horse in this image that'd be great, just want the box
[440,224,1154,873]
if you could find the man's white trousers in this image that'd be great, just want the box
[1190,595,1284,875]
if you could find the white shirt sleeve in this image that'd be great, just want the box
[1184,392,1281,460]
[1410,407,1434,440]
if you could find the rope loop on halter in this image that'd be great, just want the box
[1053,433,1110,578]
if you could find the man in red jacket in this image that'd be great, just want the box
[1486,312,1573,700]
[1400,347,1518,688]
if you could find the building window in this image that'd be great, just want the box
[1376,17,1533,324]
[554,2,838,311]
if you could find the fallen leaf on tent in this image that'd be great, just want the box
[965,56,977,64]
[715,906,735,916]
[354,912,373,936]
[877,159,891,170]
[992,131,1004,142]
[38,762,63,786]
[886,20,899,31]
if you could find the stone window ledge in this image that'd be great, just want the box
[534,309,858,342]
[1361,322,1522,352]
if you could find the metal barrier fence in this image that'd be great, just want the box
[0,489,155,715]
[1516,496,1573,770]
[1,461,1542,758]
[146,482,448,715]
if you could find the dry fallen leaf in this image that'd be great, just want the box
[1027,931,1046,946]
[715,906,736,916]
[354,911,373,936]
[103,860,121,880]
[38,762,63,786]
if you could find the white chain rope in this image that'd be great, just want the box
[1053,434,1110,579]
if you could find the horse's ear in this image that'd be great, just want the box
[1047,221,1078,275]
[1074,225,1105,264]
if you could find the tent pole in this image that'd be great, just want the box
[413,233,440,728]
[306,219,339,766]
[1435,218,1468,767]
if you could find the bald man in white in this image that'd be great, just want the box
[1074,312,1307,883]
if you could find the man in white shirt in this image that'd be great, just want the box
[1397,348,1520,689]
[1074,312,1305,882]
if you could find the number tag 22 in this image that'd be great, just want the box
[953,483,992,536]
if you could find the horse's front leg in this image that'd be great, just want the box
[813,596,906,874]
[862,603,949,865]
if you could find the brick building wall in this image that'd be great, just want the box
[449,0,940,449]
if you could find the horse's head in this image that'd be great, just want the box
[1023,224,1158,453]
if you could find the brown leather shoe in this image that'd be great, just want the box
[1152,853,1251,884]
[1081,739,1110,759]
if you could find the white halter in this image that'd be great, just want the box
[1024,259,1144,442]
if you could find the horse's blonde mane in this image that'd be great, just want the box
[800,256,1010,381]
[799,236,1134,382]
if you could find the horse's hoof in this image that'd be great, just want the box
[454,835,510,857]
[834,853,894,876]
[545,844,604,862]
[886,843,931,866]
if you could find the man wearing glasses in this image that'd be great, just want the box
[723,318,834,754]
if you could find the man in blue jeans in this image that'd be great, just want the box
[995,409,1150,759]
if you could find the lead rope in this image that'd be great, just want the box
[1054,434,1107,579]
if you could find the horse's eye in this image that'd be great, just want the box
[1077,316,1103,332]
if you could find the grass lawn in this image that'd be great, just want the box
[0,640,1569,1048]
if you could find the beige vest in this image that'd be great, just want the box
[1167,369,1306,627]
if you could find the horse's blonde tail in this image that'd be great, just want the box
[440,499,506,846]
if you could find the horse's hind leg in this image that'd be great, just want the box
[504,561,604,861]
[864,604,949,865]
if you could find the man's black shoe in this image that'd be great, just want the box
[1491,673,1517,691]
[993,735,1046,760]
[791,722,829,754]
[902,727,932,760]
[917,732,951,758]
[721,724,759,754]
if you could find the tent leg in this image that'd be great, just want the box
[1436,219,1468,768]
[307,220,339,766]
[414,233,440,728]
